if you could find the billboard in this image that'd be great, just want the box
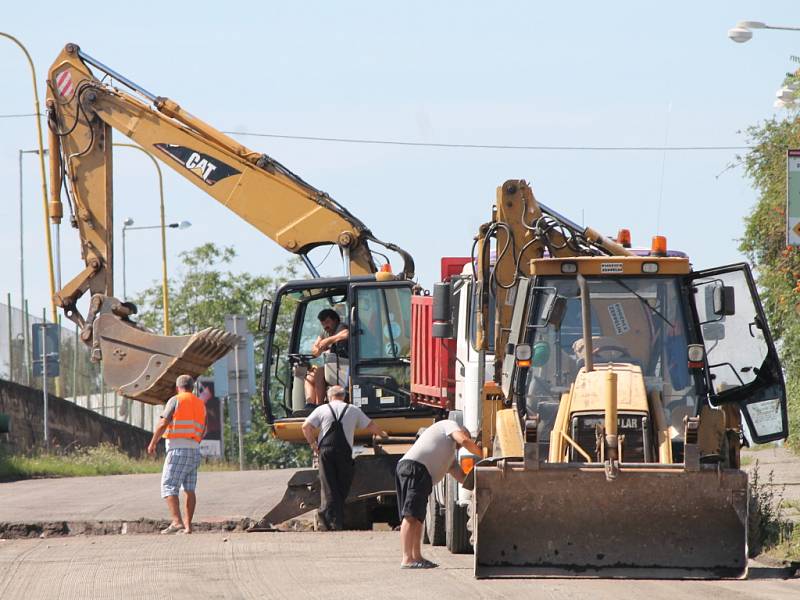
[197,378,223,459]
[787,149,800,246]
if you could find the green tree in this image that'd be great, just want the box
[739,67,800,449]
[132,243,311,467]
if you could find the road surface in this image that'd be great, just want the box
[0,531,797,600]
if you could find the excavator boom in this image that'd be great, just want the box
[45,43,413,403]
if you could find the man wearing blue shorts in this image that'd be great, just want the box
[147,374,206,534]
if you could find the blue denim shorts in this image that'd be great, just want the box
[160,448,201,497]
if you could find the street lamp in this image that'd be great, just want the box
[113,143,176,334]
[728,20,800,43]
[1,32,57,323]
[121,219,192,323]
[121,217,135,300]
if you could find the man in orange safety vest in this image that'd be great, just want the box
[148,374,207,534]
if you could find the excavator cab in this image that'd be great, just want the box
[261,275,431,441]
[473,257,787,577]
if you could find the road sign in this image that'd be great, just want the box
[31,322,60,377]
[787,149,800,246]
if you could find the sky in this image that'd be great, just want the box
[1,1,799,324]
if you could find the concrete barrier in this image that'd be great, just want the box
[0,378,152,457]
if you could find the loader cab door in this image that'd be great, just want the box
[348,281,414,412]
[688,263,788,443]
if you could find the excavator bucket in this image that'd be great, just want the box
[473,462,748,579]
[93,313,239,405]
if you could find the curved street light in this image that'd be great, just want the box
[114,143,177,335]
[0,32,57,323]
[728,20,800,43]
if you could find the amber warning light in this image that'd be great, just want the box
[651,235,667,256]
[616,228,632,248]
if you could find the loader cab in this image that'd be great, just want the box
[511,256,787,464]
[261,275,431,440]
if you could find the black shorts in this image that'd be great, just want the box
[395,459,432,522]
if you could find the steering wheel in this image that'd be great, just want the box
[592,343,634,363]
[287,353,313,366]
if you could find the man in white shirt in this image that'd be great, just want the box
[301,385,387,530]
[395,420,482,568]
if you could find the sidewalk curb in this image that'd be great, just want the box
[0,517,256,540]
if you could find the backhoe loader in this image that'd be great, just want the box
[420,180,789,577]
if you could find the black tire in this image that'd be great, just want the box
[445,473,472,554]
[425,483,446,546]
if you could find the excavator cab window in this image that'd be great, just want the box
[348,282,414,412]
[263,283,348,420]
[688,264,788,443]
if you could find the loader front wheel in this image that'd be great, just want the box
[445,474,472,554]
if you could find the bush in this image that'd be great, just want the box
[748,460,794,557]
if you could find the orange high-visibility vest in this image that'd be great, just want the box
[163,392,206,443]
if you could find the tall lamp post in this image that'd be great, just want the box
[113,143,175,334]
[1,32,57,323]
[121,220,192,328]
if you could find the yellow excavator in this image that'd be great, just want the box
[46,43,431,530]
[437,180,789,577]
[46,42,414,403]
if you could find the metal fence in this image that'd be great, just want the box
[1,295,159,432]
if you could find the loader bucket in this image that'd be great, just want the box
[473,462,748,579]
[94,313,239,405]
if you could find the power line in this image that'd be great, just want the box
[0,112,41,119]
[222,130,753,152]
[0,112,753,152]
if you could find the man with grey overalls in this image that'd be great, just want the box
[302,385,387,530]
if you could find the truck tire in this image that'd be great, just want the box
[425,483,445,546]
[445,473,472,554]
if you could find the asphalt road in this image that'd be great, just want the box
[0,469,298,525]
[0,531,797,600]
[0,448,798,598]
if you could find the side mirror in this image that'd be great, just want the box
[258,298,272,330]
[544,296,567,329]
[713,285,735,316]
[432,281,454,339]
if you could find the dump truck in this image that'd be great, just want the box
[412,180,789,577]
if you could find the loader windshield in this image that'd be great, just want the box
[524,276,697,443]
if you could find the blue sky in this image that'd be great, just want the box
[1,1,799,322]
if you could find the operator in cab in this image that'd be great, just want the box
[304,309,349,405]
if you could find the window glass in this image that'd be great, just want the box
[524,276,696,444]
[692,272,768,392]
[296,294,347,355]
[356,287,412,360]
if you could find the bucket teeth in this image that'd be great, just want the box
[93,313,239,405]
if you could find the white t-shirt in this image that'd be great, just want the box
[401,420,462,484]
[303,400,371,449]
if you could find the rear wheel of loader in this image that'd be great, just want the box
[445,473,471,554]
[425,482,445,546]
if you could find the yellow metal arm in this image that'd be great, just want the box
[46,43,413,325]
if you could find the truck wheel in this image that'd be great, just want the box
[425,483,445,546]
[445,474,472,554]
